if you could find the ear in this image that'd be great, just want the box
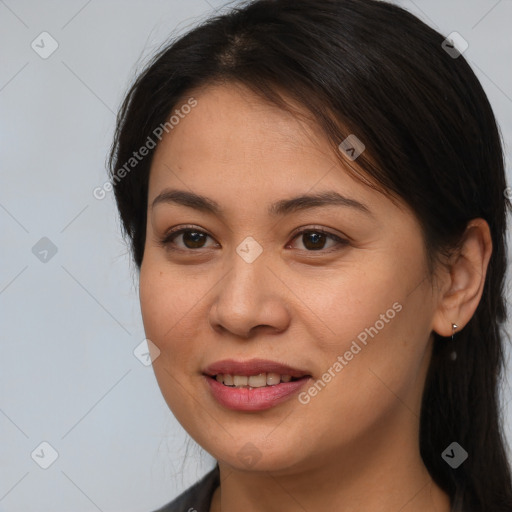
[431,218,493,337]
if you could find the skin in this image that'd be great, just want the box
[139,82,492,512]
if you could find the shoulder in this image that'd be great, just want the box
[151,464,220,512]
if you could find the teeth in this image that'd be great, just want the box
[266,372,281,385]
[248,373,267,388]
[214,373,300,388]
[233,375,248,386]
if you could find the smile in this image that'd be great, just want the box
[213,372,300,388]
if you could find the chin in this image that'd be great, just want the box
[204,436,306,474]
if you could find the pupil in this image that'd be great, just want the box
[304,232,325,250]
[184,231,205,248]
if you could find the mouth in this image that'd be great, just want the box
[202,358,312,411]
[208,372,307,389]
[203,358,311,379]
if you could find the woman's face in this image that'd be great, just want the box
[140,82,443,474]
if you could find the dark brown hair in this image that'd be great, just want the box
[108,1,512,509]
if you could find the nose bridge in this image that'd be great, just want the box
[222,238,269,309]
[209,238,288,337]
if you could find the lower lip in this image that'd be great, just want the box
[204,375,311,411]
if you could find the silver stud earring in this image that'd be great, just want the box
[450,323,458,361]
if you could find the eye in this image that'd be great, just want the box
[286,227,348,252]
[159,225,348,253]
[159,226,218,251]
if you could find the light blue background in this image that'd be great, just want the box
[1,1,511,510]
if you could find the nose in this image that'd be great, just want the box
[208,249,291,339]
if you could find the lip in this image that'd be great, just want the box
[202,358,312,411]
[204,375,311,411]
[203,358,310,378]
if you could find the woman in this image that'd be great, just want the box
[108,0,512,510]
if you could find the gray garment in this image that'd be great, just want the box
[152,463,466,511]
[152,464,220,512]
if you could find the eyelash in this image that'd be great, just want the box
[158,225,349,254]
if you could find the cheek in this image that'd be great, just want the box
[138,257,208,425]
[139,251,220,380]
[139,258,197,354]
[305,254,432,396]
[301,259,406,352]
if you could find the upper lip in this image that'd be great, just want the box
[203,358,310,378]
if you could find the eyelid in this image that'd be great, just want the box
[159,224,218,249]
[159,224,349,252]
[286,225,349,252]
[288,224,348,242]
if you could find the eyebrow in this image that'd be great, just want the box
[151,189,373,217]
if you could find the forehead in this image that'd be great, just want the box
[144,85,426,260]
[146,82,410,229]
[150,83,363,191]
[167,84,326,158]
